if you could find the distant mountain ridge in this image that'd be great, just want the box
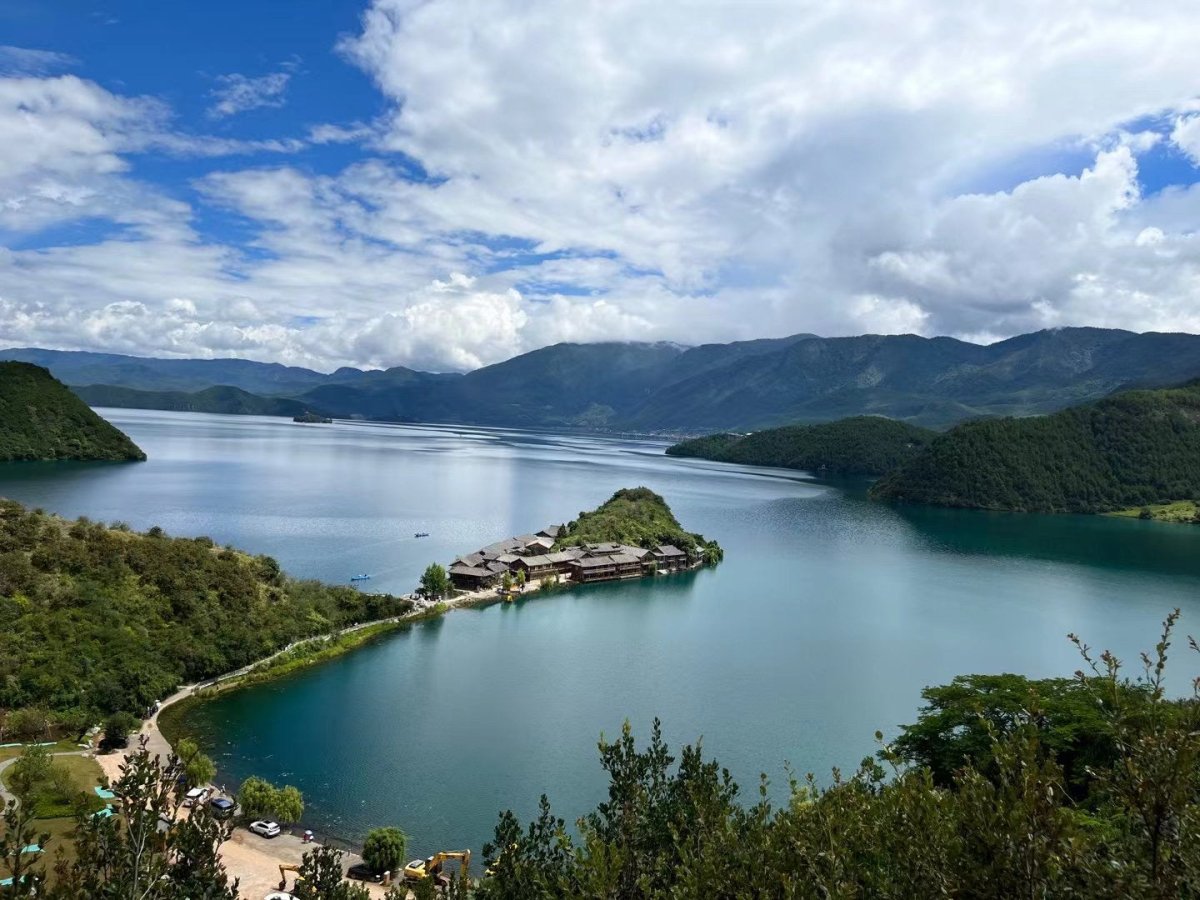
[7,327,1200,431]
[0,362,145,462]
[72,384,321,418]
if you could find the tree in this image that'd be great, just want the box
[8,744,53,803]
[102,711,140,749]
[176,737,217,788]
[0,798,50,898]
[515,569,527,589]
[419,562,451,600]
[501,570,514,592]
[54,739,240,899]
[237,776,304,824]
[292,845,369,900]
[3,707,49,742]
[276,785,305,824]
[362,826,407,875]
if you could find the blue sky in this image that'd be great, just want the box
[2,0,1200,371]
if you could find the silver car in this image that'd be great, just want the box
[248,820,281,838]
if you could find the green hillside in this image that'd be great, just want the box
[0,362,145,461]
[666,416,936,476]
[0,499,411,723]
[556,487,723,562]
[870,382,1200,513]
[73,383,319,418]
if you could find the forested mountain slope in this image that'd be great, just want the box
[666,416,936,476]
[870,382,1200,512]
[0,362,145,461]
[11,327,1200,431]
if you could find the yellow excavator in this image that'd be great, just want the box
[403,850,471,886]
[278,863,304,891]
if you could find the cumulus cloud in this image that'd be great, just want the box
[6,1,1200,370]
[208,70,292,119]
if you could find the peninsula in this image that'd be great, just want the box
[871,380,1200,514]
[666,415,936,476]
[0,362,145,462]
[447,487,722,592]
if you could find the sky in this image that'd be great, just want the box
[2,0,1200,372]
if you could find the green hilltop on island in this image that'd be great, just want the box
[446,487,722,593]
[666,416,936,476]
[0,362,145,462]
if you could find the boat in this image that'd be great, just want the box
[350,574,371,582]
[414,532,430,538]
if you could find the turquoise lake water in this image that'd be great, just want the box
[2,409,1199,857]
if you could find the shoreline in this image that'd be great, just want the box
[102,588,508,899]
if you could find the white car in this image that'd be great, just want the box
[249,820,282,838]
[263,893,297,900]
[183,787,209,807]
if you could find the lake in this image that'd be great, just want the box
[2,408,1199,858]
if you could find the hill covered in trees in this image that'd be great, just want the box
[666,416,936,476]
[72,383,320,418]
[556,487,723,562]
[871,381,1200,513]
[0,362,145,462]
[0,499,411,726]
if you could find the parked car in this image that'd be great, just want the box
[208,797,236,818]
[346,862,384,883]
[249,820,282,838]
[263,893,297,900]
[183,787,209,807]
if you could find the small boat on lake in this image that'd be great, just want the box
[415,532,430,538]
[350,574,371,582]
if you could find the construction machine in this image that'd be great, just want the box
[278,863,304,891]
[403,850,471,886]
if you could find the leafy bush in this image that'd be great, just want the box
[362,826,407,874]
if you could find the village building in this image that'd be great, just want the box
[447,525,703,591]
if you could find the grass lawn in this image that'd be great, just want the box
[1,754,106,818]
[1107,500,1200,524]
[1,754,106,883]
[0,816,81,880]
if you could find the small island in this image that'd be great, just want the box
[293,411,333,423]
[447,487,722,593]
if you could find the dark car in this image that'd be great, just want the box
[208,797,236,818]
[346,862,384,883]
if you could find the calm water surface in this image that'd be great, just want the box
[2,409,1199,857]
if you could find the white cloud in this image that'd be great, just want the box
[6,2,1200,370]
[208,70,292,119]
[0,46,77,76]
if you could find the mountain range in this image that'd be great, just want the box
[7,327,1200,432]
